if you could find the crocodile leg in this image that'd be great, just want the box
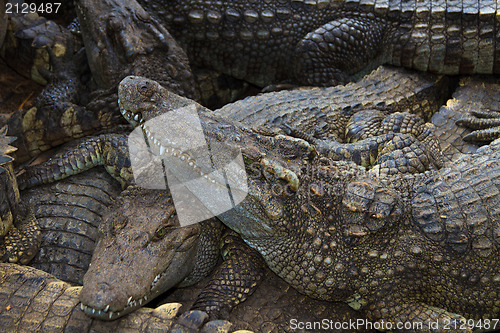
[457,110,500,142]
[295,131,442,176]
[0,204,40,264]
[191,229,265,319]
[3,33,124,163]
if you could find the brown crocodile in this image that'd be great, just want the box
[15,66,457,196]
[139,0,500,88]
[17,148,369,331]
[453,76,500,143]
[112,76,500,332]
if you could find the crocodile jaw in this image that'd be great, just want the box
[80,247,196,320]
[79,188,200,320]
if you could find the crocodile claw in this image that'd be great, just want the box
[456,110,500,143]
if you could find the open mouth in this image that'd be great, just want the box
[118,100,144,126]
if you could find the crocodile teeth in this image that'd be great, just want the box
[127,296,133,305]
[133,114,140,121]
[80,303,84,311]
[104,305,110,312]
[160,145,166,155]
[109,312,113,319]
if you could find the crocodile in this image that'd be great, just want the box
[12,75,451,329]
[0,126,41,264]
[109,76,500,331]
[17,154,368,331]
[1,0,256,163]
[138,0,500,88]
[78,185,267,321]
[16,66,451,192]
[17,148,366,330]
[167,264,371,333]
[0,262,236,333]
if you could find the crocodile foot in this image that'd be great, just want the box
[456,110,500,143]
[35,33,87,108]
[191,230,265,320]
[0,204,41,264]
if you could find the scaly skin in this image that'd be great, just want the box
[79,185,223,320]
[0,10,82,85]
[167,264,372,333]
[454,76,500,143]
[0,126,41,265]
[22,167,122,285]
[16,130,265,320]
[115,77,499,332]
[13,73,432,322]
[75,0,196,99]
[139,0,500,87]
[18,133,133,190]
[19,139,264,323]
[216,66,449,134]
[15,75,488,326]
[0,263,234,333]
[19,69,450,184]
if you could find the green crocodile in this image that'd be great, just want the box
[139,0,500,87]
[14,75,475,327]
[112,76,499,332]
[17,146,369,331]
[14,75,452,329]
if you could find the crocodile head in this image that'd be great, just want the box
[76,0,196,98]
[80,186,203,320]
[118,76,317,239]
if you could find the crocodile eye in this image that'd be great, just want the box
[152,226,167,241]
[152,214,176,241]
